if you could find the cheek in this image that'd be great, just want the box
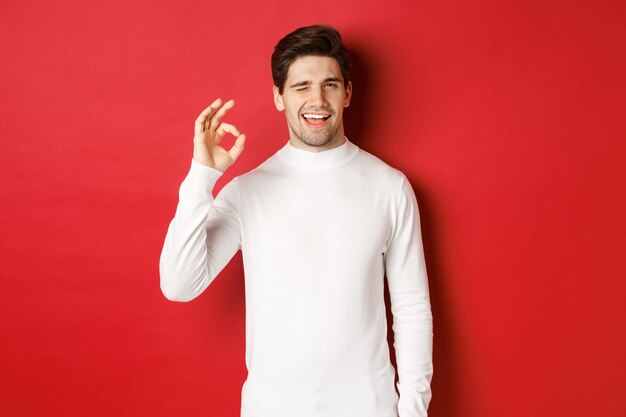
[287,106,300,118]
[287,102,304,117]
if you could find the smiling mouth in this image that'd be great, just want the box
[302,113,331,121]
[301,112,331,128]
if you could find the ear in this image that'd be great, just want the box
[344,81,352,108]
[273,85,285,111]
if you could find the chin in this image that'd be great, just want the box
[287,119,341,148]
[297,134,335,147]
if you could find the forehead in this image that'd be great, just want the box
[285,55,343,83]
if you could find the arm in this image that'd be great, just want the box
[384,175,434,417]
[159,160,241,301]
[159,98,246,302]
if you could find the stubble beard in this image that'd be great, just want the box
[287,115,342,148]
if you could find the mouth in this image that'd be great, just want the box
[301,112,331,128]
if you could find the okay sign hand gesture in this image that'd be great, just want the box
[193,98,246,172]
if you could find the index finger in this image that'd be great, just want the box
[215,122,242,141]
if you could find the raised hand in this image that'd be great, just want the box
[193,98,246,172]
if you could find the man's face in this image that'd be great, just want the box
[273,55,352,150]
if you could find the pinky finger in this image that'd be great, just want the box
[194,98,222,135]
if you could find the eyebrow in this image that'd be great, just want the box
[288,77,342,88]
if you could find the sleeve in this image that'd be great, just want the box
[159,159,242,302]
[383,175,434,417]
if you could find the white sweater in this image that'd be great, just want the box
[160,137,433,417]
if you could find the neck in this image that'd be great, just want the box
[276,135,359,170]
[288,127,346,153]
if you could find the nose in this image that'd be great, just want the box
[308,84,327,107]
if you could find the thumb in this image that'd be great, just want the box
[228,134,246,162]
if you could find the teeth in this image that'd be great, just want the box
[303,114,329,119]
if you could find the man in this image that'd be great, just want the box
[160,24,433,417]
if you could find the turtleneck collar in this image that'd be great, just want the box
[276,136,359,170]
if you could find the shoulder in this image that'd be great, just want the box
[353,148,421,214]
[353,147,408,188]
[232,151,288,188]
[235,159,274,186]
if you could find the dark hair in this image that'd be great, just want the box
[271,24,351,94]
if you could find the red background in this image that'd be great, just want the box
[1,1,625,416]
